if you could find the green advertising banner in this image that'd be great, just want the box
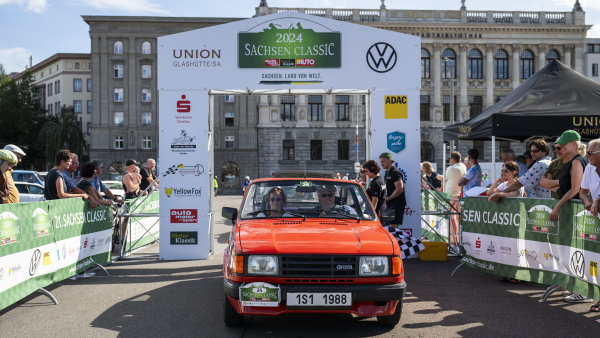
[0,199,112,311]
[124,192,159,252]
[238,22,341,68]
[460,197,600,301]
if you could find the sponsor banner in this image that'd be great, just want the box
[0,199,112,310]
[460,197,600,301]
[125,192,160,252]
[170,232,198,245]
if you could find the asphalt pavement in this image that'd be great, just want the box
[1,195,599,337]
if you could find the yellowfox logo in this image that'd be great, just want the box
[544,253,549,260]
[165,188,173,197]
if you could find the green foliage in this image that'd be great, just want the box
[39,106,88,168]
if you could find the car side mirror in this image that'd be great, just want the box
[222,207,238,222]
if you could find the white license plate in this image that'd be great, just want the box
[286,292,352,306]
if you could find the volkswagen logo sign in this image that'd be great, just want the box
[29,249,41,276]
[570,250,585,279]
[366,42,397,73]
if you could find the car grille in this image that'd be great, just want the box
[281,256,357,277]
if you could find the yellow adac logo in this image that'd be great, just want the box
[43,251,51,266]
[591,261,598,278]
[384,96,408,119]
[165,187,173,197]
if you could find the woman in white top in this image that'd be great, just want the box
[487,161,525,201]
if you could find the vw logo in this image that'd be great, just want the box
[366,42,397,73]
[29,249,41,276]
[570,250,585,278]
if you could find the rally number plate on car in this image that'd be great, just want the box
[286,292,352,306]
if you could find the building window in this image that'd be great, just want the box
[142,136,152,150]
[142,112,152,126]
[335,95,350,121]
[468,49,483,79]
[280,95,296,121]
[421,48,430,79]
[114,41,123,54]
[283,140,295,160]
[224,95,235,102]
[114,112,124,127]
[469,95,483,119]
[225,112,234,127]
[55,80,60,94]
[55,101,60,114]
[142,89,152,102]
[546,49,560,65]
[588,44,595,53]
[593,64,599,77]
[47,83,52,97]
[114,88,123,102]
[420,95,430,121]
[520,49,535,79]
[141,41,151,54]
[114,136,124,149]
[421,142,434,162]
[141,65,151,79]
[225,136,234,149]
[73,79,82,92]
[87,78,92,92]
[73,100,82,114]
[113,64,123,78]
[87,122,91,135]
[87,100,92,114]
[47,104,52,115]
[338,140,349,160]
[308,95,323,121]
[473,140,484,160]
[442,95,457,122]
[494,49,509,79]
[310,140,322,160]
[441,49,456,79]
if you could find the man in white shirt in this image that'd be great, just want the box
[445,151,466,197]
[583,139,600,214]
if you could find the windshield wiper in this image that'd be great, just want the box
[247,209,306,221]
[318,210,360,222]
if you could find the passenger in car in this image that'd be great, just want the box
[257,187,289,217]
[315,185,357,215]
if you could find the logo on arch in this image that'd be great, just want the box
[387,131,405,153]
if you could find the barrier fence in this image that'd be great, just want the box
[0,199,112,310]
[460,196,600,302]
[122,192,160,254]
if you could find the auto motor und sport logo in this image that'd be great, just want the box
[175,95,192,124]
[171,130,196,154]
[170,209,199,223]
[570,250,585,278]
[162,164,205,177]
[366,42,397,73]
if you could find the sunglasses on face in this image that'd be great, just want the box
[270,197,282,202]
[587,150,600,156]
[530,149,540,153]
[554,146,562,151]
[501,169,511,173]
[320,193,333,198]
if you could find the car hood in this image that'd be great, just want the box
[238,220,395,255]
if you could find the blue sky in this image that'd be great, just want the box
[1,0,598,73]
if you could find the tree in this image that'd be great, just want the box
[38,105,88,169]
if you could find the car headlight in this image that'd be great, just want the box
[247,255,279,275]
[359,256,389,276]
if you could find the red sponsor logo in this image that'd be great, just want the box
[264,59,280,67]
[541,227,548,233]
[399,229,413,237]
[581,233,586,239]
[84,238,88,248]
[177,95,191,113]
[591,234,597,240]
[171,209,198,223]
[295,59,315,67]
[475,237,481,249]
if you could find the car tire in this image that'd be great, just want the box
[224,294,244,327]
[376,300,402,327]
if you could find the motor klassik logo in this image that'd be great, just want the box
[366,42,397,73]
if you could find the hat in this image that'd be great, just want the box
[379,152,393,159]
[126,159,139,166]
[316,184,336,192]
[555,130,581,145]
[0,149,17,165]
[4,144,26,157]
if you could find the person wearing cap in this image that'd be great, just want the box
[315,184,357,215]
[0,149,18,204]
[3,144,26,203]
[242,176,251,193]
[44,149,90,202]
[122,159,141,199]
[550,130,585,222]
[379,152,406,225]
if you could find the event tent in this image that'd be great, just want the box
[443,60,600,142]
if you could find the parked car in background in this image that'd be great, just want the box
[15,182,45,202]
[38,171,48,183]
[102,180,125,200]
[12,170,44,186]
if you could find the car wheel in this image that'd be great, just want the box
[376,300,402,327]
[223,294,244,327]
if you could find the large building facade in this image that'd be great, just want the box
[84,1,590,193]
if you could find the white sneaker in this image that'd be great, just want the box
[564,293,593,303]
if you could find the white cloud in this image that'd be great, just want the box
[80,0,171,15]
[0,47,31,73]
[553,0,600,11]
[0,0,46,13]
[589,24,600,37]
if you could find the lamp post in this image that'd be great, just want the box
[443,56,455,152]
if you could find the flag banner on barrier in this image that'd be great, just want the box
[460,196,600,302]
[124,192,160,252]
[0,199,112,311]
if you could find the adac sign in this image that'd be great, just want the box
[387,131,405,153]
[384,96,407,119]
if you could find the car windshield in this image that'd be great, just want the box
[240,179,377,221]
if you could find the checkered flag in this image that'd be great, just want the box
[162,164,180,177]
[383,226,425,259]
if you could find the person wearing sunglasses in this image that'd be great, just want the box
[487,161,524,202]
[540,138,565,199]
[257,187,289,217]
[315,185,357,216]
[549,130,585,222]
[580,139,600,216]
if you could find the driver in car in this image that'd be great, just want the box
[315,185,357,215]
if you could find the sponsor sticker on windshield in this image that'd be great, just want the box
[299,181,312,187]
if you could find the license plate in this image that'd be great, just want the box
[239,282,280,307]
[286,292,352,306]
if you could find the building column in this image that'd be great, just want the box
[574,45,583,73]
[564,44,573,68]
[257,95,270,127]
[297,94,308,127]
[432,43,443,122]
[485,44,494,109]
[458,43,469,122]
[324,93,335,127]
[511,44,520,89]
[537,44,546,71]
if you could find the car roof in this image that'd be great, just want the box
[271,170,337,178]
[14,181,44,188]
[12,170,39,174]
[251,177,360,186]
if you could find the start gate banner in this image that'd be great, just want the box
[460,197,600,301]
[0,199,112,311]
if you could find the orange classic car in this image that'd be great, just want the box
[222,176,406,327]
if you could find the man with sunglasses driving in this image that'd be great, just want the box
[315,185,357,215]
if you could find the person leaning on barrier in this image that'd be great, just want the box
[541,138,565,199]
[4,144,26,203]
[487,161,524,201]
[458,149,482,195]
[90,160,120,202]
[0,149,18,204]
[44,149,89,201]
[421,161,443,191]
[122,159,141,199]
[582,139,600,215]
[77,162,112,208]
[549,130,585,222]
